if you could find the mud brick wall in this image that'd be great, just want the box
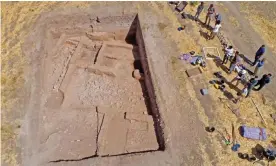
[135,16,165,151]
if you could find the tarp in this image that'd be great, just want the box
[240,125,267,141]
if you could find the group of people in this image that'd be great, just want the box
[193,2,272,98]
[194,2,222,40]
[170,2,272,98]
[170,1,222,40]
[222,44,272,98]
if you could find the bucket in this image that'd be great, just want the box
[248,155,256,162]
[268,156,275,161]
[238,153,248,159]
[206,126,215,132]
[177,26,184,31]
[232,144,241,151]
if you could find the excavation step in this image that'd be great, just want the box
[98,110,158,156]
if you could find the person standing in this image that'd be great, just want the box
[205,4,215,27]
[222,45,234,64]
[229,51,242,74]
[194,2,204,21]
[252,45,265,66]
[253,73,272,91]
[215,13,222,23]
[231,69,247,86]
[209,20,221,40]
[245,76,258,98]
[254,58,266,76]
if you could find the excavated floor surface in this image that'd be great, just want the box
[20,3,209,166]
[23,11,162,165]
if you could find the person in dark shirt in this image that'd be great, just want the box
[194,2,204,21]
[245,76,258,98]
[254,58,266,76]
[252,45,265,66]
[253,73,272,91]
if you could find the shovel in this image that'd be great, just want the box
[217,130,231,145]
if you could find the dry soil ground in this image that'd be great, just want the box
[1,2,276,166]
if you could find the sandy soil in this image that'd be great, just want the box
[2,2,276,166]
[174,2,276,166]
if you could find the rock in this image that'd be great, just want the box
[133,69,144,81]
[45,90,64,109]
[96,17,100,23]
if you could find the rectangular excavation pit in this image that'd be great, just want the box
[43,14,165,162]
[186,67,203,77]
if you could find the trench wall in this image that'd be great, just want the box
[135,16,165,151]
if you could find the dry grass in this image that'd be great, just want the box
[229,16,240,27]
[240,2,276,53]
[1,123,18,166]
[150,2,276,166]
[217,2,229,13]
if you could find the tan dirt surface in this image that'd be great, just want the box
[2,2,276,166]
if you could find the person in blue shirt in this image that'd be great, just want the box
[215,13,222,23]
[252,45,265,66]
[254,58,266,76]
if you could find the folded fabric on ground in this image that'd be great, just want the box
[179,53,191,61]
[240,125,267,141]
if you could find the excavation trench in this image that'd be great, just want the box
[26,12,166,163]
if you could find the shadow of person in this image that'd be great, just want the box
[206,53,218,59]
[182,12,211,30]
[199,29,209,40]
[185,13,195,20]
[251,144,265,160]
[239,54,253,66]
[223,90,234,100]
[213,58,229,74]
[215,72,242,93]
[243,67,254,76]
[198,20,212,30]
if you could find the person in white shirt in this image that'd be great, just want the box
[231,69,247,86]
[222,45,234,64]
[209,20,221,40]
